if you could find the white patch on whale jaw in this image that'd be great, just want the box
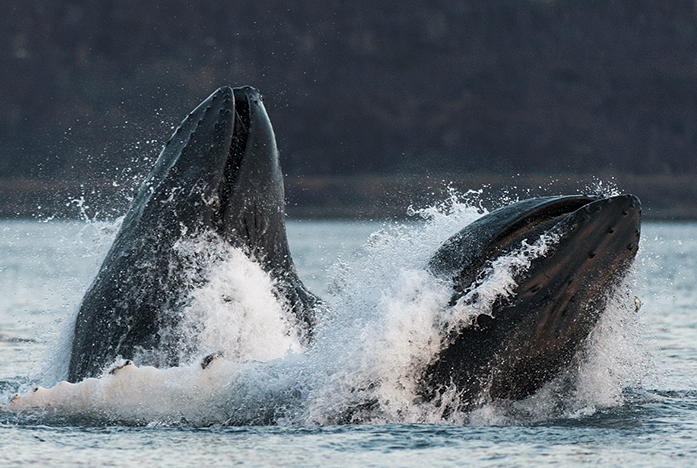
[6,358,244,425]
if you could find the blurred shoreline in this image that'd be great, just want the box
[3,2,697,184]
[1,173,695,221]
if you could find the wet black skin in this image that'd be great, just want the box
[68,86,321,382]
[423,194,642,408]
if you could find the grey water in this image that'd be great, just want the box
[1,218,696,466]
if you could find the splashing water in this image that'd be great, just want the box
[3,193,645,426]
[170,235,305,364]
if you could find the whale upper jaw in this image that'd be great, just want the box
[126,86,290,268]
[424,194,642,406]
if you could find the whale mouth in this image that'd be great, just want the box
[214,89,251,232]
[187,85,285,251]
[437,193,642,312]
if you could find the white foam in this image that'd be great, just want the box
[173,237,304,363]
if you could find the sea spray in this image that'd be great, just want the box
[39,217,125,385]
[571,274,646,410]
[299,198,485,424]
[5,192,645,426]
[172,235,305,363]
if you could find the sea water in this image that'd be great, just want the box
[0,209,696,466]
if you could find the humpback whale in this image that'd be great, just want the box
[68,86,321,382]
[65,85,642,413]
[423,194,641,408]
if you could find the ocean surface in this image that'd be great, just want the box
[0,210,696,466]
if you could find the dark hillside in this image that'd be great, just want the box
[1,0,696,218]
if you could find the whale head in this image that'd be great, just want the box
[68,86,319,382]
[424,194,642,407]
[125,86,291,272]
